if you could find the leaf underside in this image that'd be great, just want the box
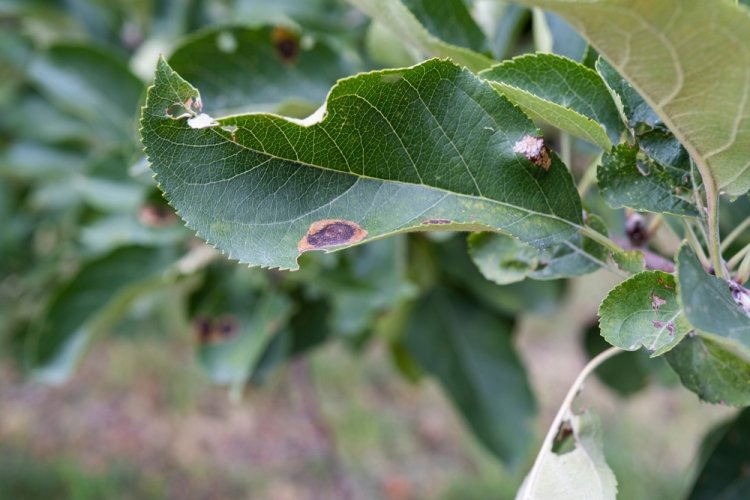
[141,58,583,270]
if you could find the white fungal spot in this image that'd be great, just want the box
[513,135,551,170]
[188,113,219,129]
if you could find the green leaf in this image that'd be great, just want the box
[516,410,617,500]
[595,57,660,129]
[401,0,489,54]
[480,53,624,149]
[677,244,750,357]
[25,246,177,383]
[666,333,750,406]
[404,287,535,467]
[345,0,495,72]
[687,408,750,499]
[27,44,144,144]
[611,248,644,274]
[598,142,698,216]
[168,26,355,117]
[469,214,610,284]
[518,0,750,196]
[598,271,690,355]
[141,58,583,271]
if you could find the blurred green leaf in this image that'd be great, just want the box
[168,26,356,117]
[687,408,750,499]
[595,57,659,130]
[666,333,750,406]
[598,271,689,355]
[404,286,536,467]
[346,0,494,72]
[402,0,489,53]
[481,53,624,149]
[27,44,143,144]
[142,58,583,271]
[25,246,178,383]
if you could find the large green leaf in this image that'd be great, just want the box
[345,0,494,72]
[168,26,354,117]
[516,410,617,500]
[404,287,536,467]
[25,246,177,383]
[519,0,750,196]
[598,271,690,356]
[677,244,750,357]
[141,58,583,271]
[666,333,750,407]
[481,53,624,149]
[688,409,750,499]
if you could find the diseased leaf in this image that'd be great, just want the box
[404,287,536,467]
[688,409,750,499]
[598,271,690,355]
[141,58,584,271]
[169,26,354,117]
[677,244,750,358]
[598,142,698,216]
[25,246,177,383]
[345,0,495,72]
[666,333,750,406]
[516,410,617,500]
[469,214,610,283]
[519,0,750,196]
[481,53,624,149]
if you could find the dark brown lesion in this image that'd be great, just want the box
[194,314,240,344]
[298,219,368,253]
[271,27,300,63]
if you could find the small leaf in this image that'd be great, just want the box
[141,58,584,271]
[611,248,645,274]
[516,410,617,500]
[687,408,750,499]
[595,57,660,129]
[481,53,624,149]
[598,142,698,216]
[598,271,690,355]
[469,214,610,283]
[346,0,495,72]
[404,287,536,467]
[666,333,750,407]
[169,26,355,117]
[677,244,750,357]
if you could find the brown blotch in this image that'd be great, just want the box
[298,219,368,252]
[513,135,552,170]
[216,315,240,339]
[421,219,452,225]
[271,27,300,63]
[651,293,667,311]
[194,316,213,343]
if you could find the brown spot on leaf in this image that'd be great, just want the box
[194,315,240,343]
[421,219,452,225]
[194,316,213,343]
[298,219,368,252]
[216,315,239,339]
[651,293,667,311]
[513,135,551,170]
[271,27,300,63]
[652,320,664,329]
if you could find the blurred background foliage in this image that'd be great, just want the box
[0,0,746,498]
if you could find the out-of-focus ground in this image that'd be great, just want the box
[0,272,733,500]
